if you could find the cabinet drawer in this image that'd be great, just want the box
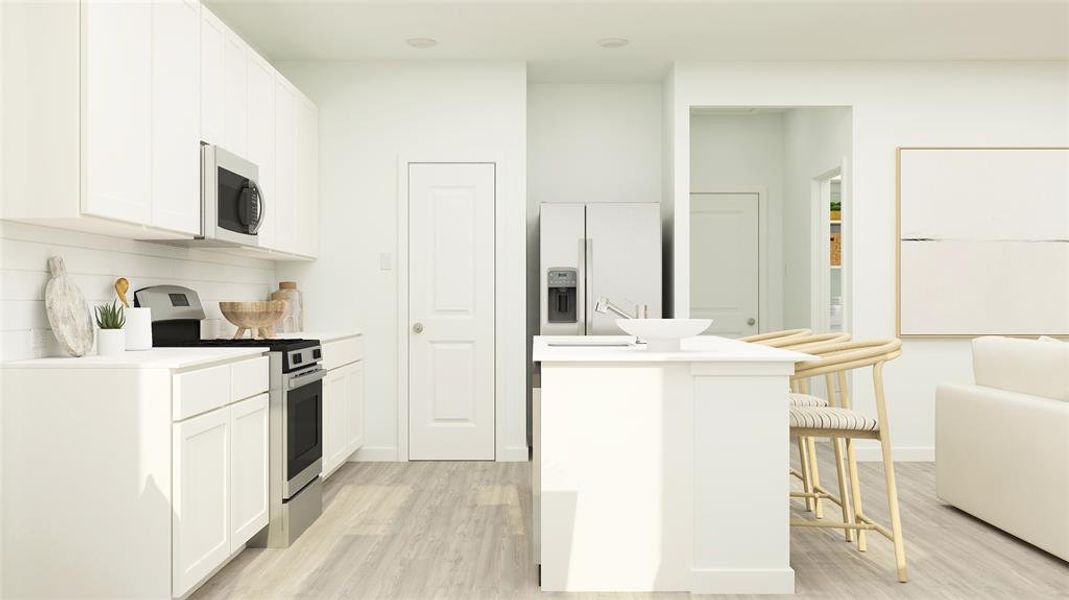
[230,356,269,401]
[321,336,363,370]
[173,364,230,421]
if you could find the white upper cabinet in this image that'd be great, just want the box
[1,1,318,255]
[273,79,297,255]
[247,54,277,248]
[199,7,226,147]
[223,31,249,156]
[82,0,153,226]
[296,96,320,258]
[151,0,201,235]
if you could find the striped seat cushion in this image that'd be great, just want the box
[789,393,828,407]
[789,406,879,432]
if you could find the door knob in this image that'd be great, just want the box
[747,318,756,326]
[412,322,424,334]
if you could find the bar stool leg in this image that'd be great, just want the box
[846,437,866,552]
[831,436,854,542]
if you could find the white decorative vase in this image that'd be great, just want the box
[97,329,126,356]
[124,307,153,350]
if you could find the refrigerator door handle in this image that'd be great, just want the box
[585,238,593,334]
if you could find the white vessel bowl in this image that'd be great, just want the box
[616,318,713,352]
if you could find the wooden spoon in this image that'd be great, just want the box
[114,277,130,308]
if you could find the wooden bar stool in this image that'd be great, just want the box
[740,328,812,347]
[788,339,908,582]
[780,332,851,522]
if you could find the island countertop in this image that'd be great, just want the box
[534,335,813,363]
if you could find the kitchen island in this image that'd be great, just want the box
[533,335,810,595]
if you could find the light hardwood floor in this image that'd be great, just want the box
[193,451,1069,599]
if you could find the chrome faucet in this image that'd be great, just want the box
[595,297,648,320]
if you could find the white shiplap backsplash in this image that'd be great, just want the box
[0,221,279,361]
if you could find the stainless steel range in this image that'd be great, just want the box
[134,285,324,547]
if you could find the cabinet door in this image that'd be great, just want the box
[151,0,200,235]
[346,362,366,456]
[273,79,297,254]
[247,56,277,249]
[322,368,349,477]
[230,393,268,552]
[82,0,152,225]
[173,408,230,598]
[295,96,320,257]
[199,7,226,146]
[222,32,247,155]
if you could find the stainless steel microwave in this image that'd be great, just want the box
[200,144,263,246]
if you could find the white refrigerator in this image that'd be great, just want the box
[539,203,662,335]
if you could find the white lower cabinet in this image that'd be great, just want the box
[173,406,231,598]
[322,360,366,478]
[347,362,366,455]
[229,393,270,552]
[173,392,268,598]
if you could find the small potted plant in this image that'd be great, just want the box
[830,201,842,221]
[95,301,126,356]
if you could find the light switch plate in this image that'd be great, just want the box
[379,252,393,271]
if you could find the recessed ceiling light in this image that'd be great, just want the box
[596,38,630,49]
[406,37,438,49]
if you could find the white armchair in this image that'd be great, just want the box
[936,336,1069,561]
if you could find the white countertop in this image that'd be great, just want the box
[533,335,812,363]
[2,347,268,370]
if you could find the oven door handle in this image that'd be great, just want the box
[287,367,327,390]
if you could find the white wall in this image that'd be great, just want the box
[0,221,277,361]
[275,61,528,461]
[667,62,1069,460]
[689,111,786,331]
[526,83,663,409]
[781,107,851,328]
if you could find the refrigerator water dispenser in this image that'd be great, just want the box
[546,268,578,323]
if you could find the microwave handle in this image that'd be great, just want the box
[247,180,265,234]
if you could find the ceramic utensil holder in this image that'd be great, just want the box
[97,329,126,356]
[124,307,153,350]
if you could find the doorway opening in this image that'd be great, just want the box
[688,106,852,334]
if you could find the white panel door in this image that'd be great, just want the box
[229,393,268,552]
[322,368,349,476]
[82,0,151,225]
[246,56,276,248]
[172,408,230,598]
[346,361,366,456]
[408,163,496,460]
[199,7,226,146]
[585,204,662,334]
[273,79,297,253]
[151,0,200,235]
[222,32,247,155]
[690,193,759,337]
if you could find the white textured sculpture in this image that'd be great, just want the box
[44,256,93,357]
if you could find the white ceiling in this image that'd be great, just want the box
[205,0,1069,82]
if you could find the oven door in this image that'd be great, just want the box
[283,373,323,498]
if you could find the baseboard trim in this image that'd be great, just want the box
[498,445,530,462]
[690,567,794,595]
[350,446,399,462]
[855,445,934,462]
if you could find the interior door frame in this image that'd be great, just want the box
[397,157,508,462]
[809,158,850,332]
[688,187,769,333]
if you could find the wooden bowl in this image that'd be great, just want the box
[219,300,287,339]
